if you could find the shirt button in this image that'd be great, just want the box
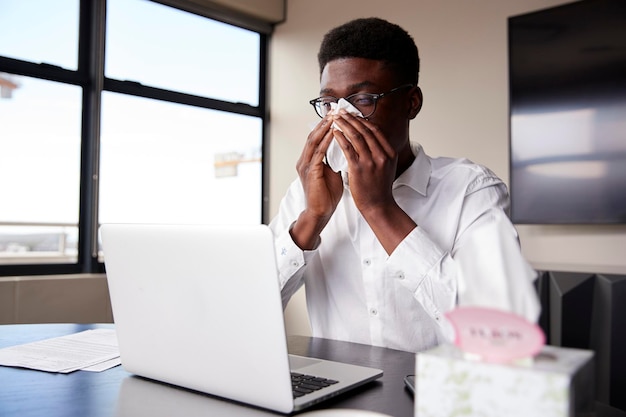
[363,258,371,266]
[369,308,378,316]
[291,260,300,267]
[397,271,405,280]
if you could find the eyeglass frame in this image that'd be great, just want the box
[309,83,414,119]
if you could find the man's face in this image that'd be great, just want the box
[319,57,419,154]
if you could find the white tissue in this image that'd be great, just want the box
[326,98,364,172]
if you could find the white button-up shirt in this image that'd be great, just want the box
[270,143,539,353]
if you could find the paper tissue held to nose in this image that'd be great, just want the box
[415,306,595,417]
[325,98,364,173]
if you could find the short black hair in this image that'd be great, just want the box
[317,17,420,85]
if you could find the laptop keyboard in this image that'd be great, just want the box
[291,372,339,398]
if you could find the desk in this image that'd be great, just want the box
[0,324,414,417]
[1,324,624,417]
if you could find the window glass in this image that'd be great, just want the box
[105,0,260,106]
[0,76,82,263]
[99,92,262,225]
[0,0,265,271]
[0,0,79,70]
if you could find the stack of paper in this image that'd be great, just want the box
[0,328,120,373]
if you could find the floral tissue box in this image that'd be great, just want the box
[414,307,595,417]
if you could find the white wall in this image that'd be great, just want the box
[268,0,626,335]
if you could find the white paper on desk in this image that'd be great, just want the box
[81,356,122,372]
[0,328,120,373]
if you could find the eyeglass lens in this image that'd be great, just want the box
[311,84,412,118]
[312,95,375,118]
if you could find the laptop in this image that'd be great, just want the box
[115,374,280,417]
[100,223,382,414]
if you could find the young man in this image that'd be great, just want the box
[269,17,539,352]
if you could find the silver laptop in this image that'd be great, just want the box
[100,223,382,414]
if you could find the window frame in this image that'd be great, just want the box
[0,0,270,276]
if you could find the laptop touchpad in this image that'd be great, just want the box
[289,355,322,370]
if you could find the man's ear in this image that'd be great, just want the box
[408,86,423,120]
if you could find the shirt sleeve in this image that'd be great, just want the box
[272,224,314,308]
[268,179,318,308]
[453,180,540,322]
[387,180,540,339]
[453,206,540,322]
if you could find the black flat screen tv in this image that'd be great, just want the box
[508,0,626,224]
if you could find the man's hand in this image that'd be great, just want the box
[331,110,417,254]
[291,115,344,250]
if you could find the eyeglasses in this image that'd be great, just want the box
[309,84,414,118]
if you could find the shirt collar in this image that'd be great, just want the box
[393,142,431,196]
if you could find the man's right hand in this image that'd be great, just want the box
[291,115,344,250]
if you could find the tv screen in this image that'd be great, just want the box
[508,0,626,224]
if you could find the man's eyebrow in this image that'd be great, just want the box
[319,81,375,96]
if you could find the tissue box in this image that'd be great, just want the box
[415,344,594,417]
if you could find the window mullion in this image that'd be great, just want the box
[78,0,106,273]
[103,78,262,118]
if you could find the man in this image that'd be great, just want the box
[269,17,539,352]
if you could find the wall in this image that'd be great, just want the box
[268,0,626,335]
[0,274,113,324]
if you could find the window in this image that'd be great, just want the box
[0,76,82,265]
[0,0,268,274]
[99,93,263,225]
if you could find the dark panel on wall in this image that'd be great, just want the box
[548,271,595,347]
[534,270,551,338]
[539,271,626,411]
[590,274,626,410]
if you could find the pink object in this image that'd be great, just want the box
[445,306,545,363]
